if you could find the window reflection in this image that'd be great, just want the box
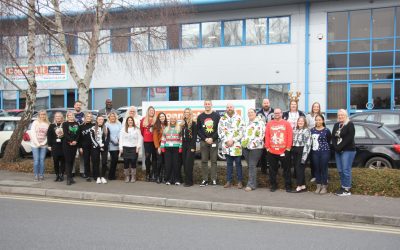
[328,12,348,40]
[131,27,149,51]
[224,20,243,46]
[246,84,266,109]
[350,10,370,39]
[268,17,289,44]
[130,88,148,107]
[50,90,64,108]
[149,26,167,50]
[268,84,289,110]
[328,83,347,110]
[224,85,242,100]
[181,86,199,100]
[149,87,168,101]
[181,24,200,48]
[372,8,394,38]
[3,91,17,109]
[202,85,220,100]
[246,18,266,45]
[202,22,221,48]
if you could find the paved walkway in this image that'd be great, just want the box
[0,170,399,227]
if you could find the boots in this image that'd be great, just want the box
[124,169,130,183]
[320,185,328,194]
[315,184,322,194]
[54,174,60,182]
[130,168,136,183]
[59,174,64,182]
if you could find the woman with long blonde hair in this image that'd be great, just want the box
[140,106,157,181]
[180,108,197,187]
[161,115,182,185]
[31,110,50,181]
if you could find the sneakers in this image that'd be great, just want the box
[212,180,217,186]
[335,188,351,196]
[166,181,171,185]
[310,177,316,183]
[237,182,243,189]
[34,175,39,182]
[101,177,107,184]
[200,180,208,187]
[244,187,253,192]
[39,175,44,181]
[175,182,181,186]
[96,177,101,184]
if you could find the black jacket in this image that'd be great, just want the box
[282,110,306,120]
[332,121,356,152]
[47,123,64,156]
[257,108,274,123]
[197,111,220,142]
[182,121,197,150]
[89,125,110,150]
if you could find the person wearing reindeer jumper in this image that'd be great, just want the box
[63,111,80,185]
[265,108,293,192]
[153,112,168,184]
[79,112,95,182]
[47,112,65,182]
[106,112,121,181]
[180,108,197,187]
[161,115,182,185]
[241,108,265,191]
[119,116,143,183]
[282,92,306,130]
[31,110,50,181]
[90,116,110,184]
[218,103,245,189]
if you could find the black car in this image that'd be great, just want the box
[326,120,400,169]
[350,110,400,137]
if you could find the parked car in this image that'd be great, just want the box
[0,117,32,158]
[350,110,400,137]
[325,120,400,169]
[3,109,37,117]
[32,108,98,122]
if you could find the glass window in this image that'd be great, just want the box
[381,114,400,125]
[268,17,289,44]
[397,7,400,37]
[1,36,17,57]
[65,34,76,55]
[350,84,368,110]
[224,20,243,46]
[350,10,371,39]
[181,23,200,48]
[354,125,368,138]
[350,53,370,67]
[77,32,91,54]
[35,34,49,57]
[112,88,127,109]
[202,22,221,48]
[3,91,17,109]
[246,84,266,109]
[18,36,27,57]
[268,84,289,110]
[328,41,347,52]
[98,30,110,53]
[328,12,348,40]
[246,18,266,45]
[328,69,347,81]
[328,83,346,110]
[66,89,75,108]
[350,40,370,52]
[149,87,168,101]
[50,89,64,108]
[36,90,50,110]
[149,26,167,50]
[328,54,347,68]
[372,52,394,66]
[111,28,130,53]
[372,39,394,51]
[372,8,394,38]
[372,68,393,80]
[202,85,220,100]
[88,89,93,110]
[169,87,179,101]
[396,52,400,66]
[349,68,369,80]
[181,86,199,100]
[372,83,391,109]
[130,87,148,107]
[397,38,400,50]
[224,85,242,100]
[93,89,109,110]
[131,27,149,51]
[396,80,400,108]
[50,38,63,55]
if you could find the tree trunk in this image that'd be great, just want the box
[78,80,89,110]
[3,0,37,163]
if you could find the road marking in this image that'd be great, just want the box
[1,194,400,235]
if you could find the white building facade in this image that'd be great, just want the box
[0,0,399,118]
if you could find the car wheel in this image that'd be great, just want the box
[365,157,392,169]
[217,146,226,161]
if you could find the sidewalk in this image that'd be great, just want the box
[0,169,399,227]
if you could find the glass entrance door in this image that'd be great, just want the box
[349,82,392,112]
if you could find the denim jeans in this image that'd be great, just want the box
[225,155,242,183]
[312,150,330,185]
[32,147,47,177]
[243,148,263,189]
[335,151,356,189]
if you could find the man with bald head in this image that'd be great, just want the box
[99,99,116,117]
[218,103,245,189]
[257,98,274,174]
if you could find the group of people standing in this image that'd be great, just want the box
[30,97,356,196]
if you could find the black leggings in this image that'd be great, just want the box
[91,148,108,178]
[108,150,119,179]
[144,142,157,175]
[52,154,65,176]
[63,145,77,179]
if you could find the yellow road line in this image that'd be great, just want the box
[1,194,400,235]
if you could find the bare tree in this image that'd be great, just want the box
[0,0,37,162]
